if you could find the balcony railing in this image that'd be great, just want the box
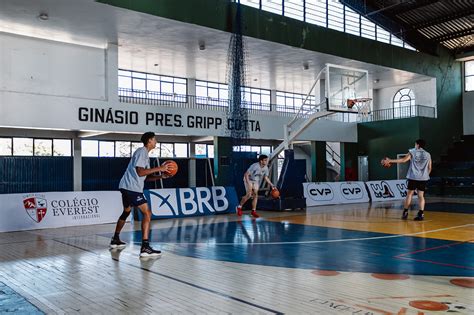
[366,105,437,122]
[118,88,273,113]
[118,88,436,122]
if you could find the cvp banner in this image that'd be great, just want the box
[0,191,125,233]
[143,186,239,219]
[303,182,369,206]
[366,179,417,202]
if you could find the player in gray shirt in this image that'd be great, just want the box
[110,132,172,257]
[236,155,275,218]
[382,139,432,221]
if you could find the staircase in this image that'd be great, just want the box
[268,66,332,162]
[429,135,474,196]
[296,142,341,181]
[266,66,344,180]
[268,103,333,162]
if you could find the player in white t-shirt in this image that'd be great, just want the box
[236,155,275,218]
[110,132,172,257]
[382,139,432,221]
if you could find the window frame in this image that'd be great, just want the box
[465,60,474,92]
[393,88,416,118]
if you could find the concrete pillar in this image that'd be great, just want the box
[310,141,327,182]
[270,89,277,112]
[73,136,82,191]
[340,142,358,181]
[213,136,233,186]
[189,142,196,187]
[106,43,119,103]
[315,79,325,104]
[187,78,196,96]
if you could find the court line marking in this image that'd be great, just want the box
[149,223,474,246]
[396,256,474,270]
[53,239,283,315]
[394,239,474,270]
[396,239,472,257]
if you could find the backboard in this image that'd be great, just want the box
[326,64,370,113]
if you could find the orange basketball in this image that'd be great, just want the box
[347,99,356,109]
[162,160,178,177]
[270,187,280,199]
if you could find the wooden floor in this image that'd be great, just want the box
[0,198,473,314]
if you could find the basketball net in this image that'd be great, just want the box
[347,98,371,120]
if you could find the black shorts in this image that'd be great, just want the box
[120,189,148,208]
[407,179,427,192]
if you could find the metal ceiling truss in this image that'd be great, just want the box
[340,0,438,55]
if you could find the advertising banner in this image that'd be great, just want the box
[303,182,370,206]
[0,191,124,233]
[144,186,239,219]
[366,179,417,202]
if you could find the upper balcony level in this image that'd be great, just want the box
[118,88,436,123]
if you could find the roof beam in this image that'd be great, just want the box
[413,9,474,29]
[455,48,474,61]
[364,0,413,17]
[431,29,474,43]
[388,0,444,16]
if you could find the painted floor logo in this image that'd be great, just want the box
[23,194,47,223]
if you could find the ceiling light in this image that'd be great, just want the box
[38,13,49,21]
[198,40,205,51]
[303,62,309,70]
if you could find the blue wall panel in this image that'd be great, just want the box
[0,157,73,194]
[195,158,214,187]
[83,157,190,191]
[82,157,129,191]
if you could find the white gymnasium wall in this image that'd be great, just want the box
[0,33,111,100]
[0,92,358,142]
[0,33,355,142]
[372,78,437,111]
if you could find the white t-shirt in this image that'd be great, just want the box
[406,148,431,181]
[246,162,269,184]
[119,147,150,192]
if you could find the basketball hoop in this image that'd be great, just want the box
[346,98,372,119]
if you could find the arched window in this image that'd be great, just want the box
[393,88,415,118]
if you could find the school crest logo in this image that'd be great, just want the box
[23,195,48,223]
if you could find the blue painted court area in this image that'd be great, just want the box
[0,282,44,314]
[109,220,474,277]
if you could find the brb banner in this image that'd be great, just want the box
[0,191,125,233]
[303,182,369,206]
[366,179,417,202]
[144,186,239,219]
